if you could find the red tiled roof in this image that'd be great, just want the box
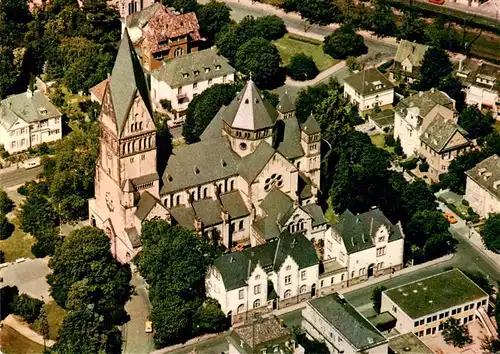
[89,77,109,103]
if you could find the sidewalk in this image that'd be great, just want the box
[284,59,347,87]
[2,314,55,347]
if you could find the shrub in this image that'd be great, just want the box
[0,213,14,240]
[394,137,403,156]
[0,189,14,214]
[461,199,470,207]
[17,184,29,196]
[160,99,172,111]
[419,161,429,172]
[323,25,367,59]
[385,135,396,147]
[1,150,9,159]
[287,54,319,81]
[400,157,418,170]
[12,294,44,323]
[346,56,360,72]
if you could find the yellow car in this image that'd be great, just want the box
[145,321,153,333]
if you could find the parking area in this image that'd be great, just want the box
[0,258,52,301]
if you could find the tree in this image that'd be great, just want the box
[368,0,396,37]
[418,47,452,91]
[438,75,465,112]
[323,25,367,60]
[168,0,198,13]
[397,10,425,42]
[295,80,340,123]
[480,336,500,354]
[192,298,228,336]
[400,180,437,218]
[19,195,57,235]
[404,210,449,248]
[0,189,13,214]
[442,317,472,348]
[440,149,485,194]
[458,105,493,140]
[0,47,19,98]
[0,212,14,240]
[481,214,500,253]
[39,307,50,351]
[346,56,360,72]
[11,293,44,323]
[287,54,319,81]
[31,226,60,258]
[183,83,239,143]
[235,38,281,88]
[371,286,387,313]
[285,0,341,25]
[195,2,231,43]
[0,285,19,320]
[255,15,287,41]
[424,16,460,52]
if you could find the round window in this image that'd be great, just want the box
[239,142,247,150]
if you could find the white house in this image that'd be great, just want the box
[150,48,235,126]
[381,269,489,338]
[465,154,500,218]
[393,89,455,157]
[0,89,62,154]
[205,232,319,324]
[302,293,389,354]
[323,208,404,286]
[344,68,395,115]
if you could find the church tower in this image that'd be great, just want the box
[300,114,321,187]
[89,29,159,263]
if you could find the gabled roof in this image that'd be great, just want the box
[333,208,403,254]
[276,91,295,113]
[394,40,429,67]
[221,80,277,131]
[89,77,109,103]
[231,316,291,351]
[276,116,304,159]
[109,29,152,136]
[125,2,163,28]
[151,48,235,88]
[260,188,295,227]
[465,154,500,200]
[301,114,321,135]
[344,68,395,96]
[170,205,196,230]
[125,227,141,248]
[420,114,469,153]
[395,89,454,118]
[455,58,500,92]
[238,141,276,183]
[135,191,163,221]
[302,204,326,227]
[219,191,250,219]
[214,232,318,291]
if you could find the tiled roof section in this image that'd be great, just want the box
[394,40,429,67]
[395,89,454,118]
[370,109,395,129]
[276,91,295,113]
[89,78,109,103]
[232,316,291,350]
[161,136,240,194]
[308,294,387,351]
[125,227,141,248]
[333,208,403,254]
[125,2,163,28]
[276,116,304,159]
[0,90,61,130]
[465,154,500,200]
[221,80,277,131]
[109,29,153,136]
[151,48,235,87]
[135,191,161,221]
[302,204,326,227]
[455,58,500,92]
[384,269,488,319]
[238,141,276,183]
[301,114,321,135]
[344,68,395,96]
[214,232,318,291]
[219,191,250,219]
[170,205,196,230]
[141,6,202,54]
[420,114,469,153]
[192,198,222,226]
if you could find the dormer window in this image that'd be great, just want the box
[194,70,199,76]
[215,65,221,70]
[38,107,47,115]
[182,73,189,78]
[205,67,210,73]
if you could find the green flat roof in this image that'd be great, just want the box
[384,269,488,319]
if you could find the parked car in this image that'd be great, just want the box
[145,321,153,333]
[443,212,457,224]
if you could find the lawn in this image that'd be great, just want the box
[0,324,44,354]
[370,134,395,154]
[273,34,338,72]
[31,301,66,341]
[0,218,35,262]
[324,198,338,225]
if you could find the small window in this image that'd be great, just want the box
[414,321,419,327]
[194,70,199,76]
[254,285,261,295]
[300,285,307,294]
[193,82,198,89]
[286,265,291,271]
[301,270,306,280]
[205,67,210,73]
[215,65,221,70]
[284,289,291,299]
[238,289,244,299]
[208,78,212,85]
[253,299,261,308]
[255,274,260,280]
[285,275,291,285]
[239,220,244,230]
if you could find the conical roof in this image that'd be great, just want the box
[109,29,152,136]
[301,113,321,135]
[221,79,277,131]
[277,90,294,113]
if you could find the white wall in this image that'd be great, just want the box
[466,85,499,119]
[344,83,394,112]
[465,176,500,218]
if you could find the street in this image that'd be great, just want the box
[0,166,43,189]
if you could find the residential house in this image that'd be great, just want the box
[123,3,203,71]
[456,58,500,119]
[150,48,235,126]
[381,269,489,338]
[323,208,404,287]
[389,40,429,83]
[419,114,471,181]
[0,89,62,154]
[88,31,327,263]
[393,88,455,157]
[302,293,389,354]
[343,68,395,115]
[465,154,500,218]
[205,232,319,324]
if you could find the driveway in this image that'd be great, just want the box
[0,258,52,302]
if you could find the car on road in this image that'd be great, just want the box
[23,157,41,169]
[145,321,153,333]
[443,212,457,224]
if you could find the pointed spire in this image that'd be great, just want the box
[301,113,321,135]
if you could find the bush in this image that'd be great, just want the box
[0,189,14,214]
[160,99,172,111]
[346,56,360,72]
[400,157,419,170]
[0,213,14,240]
[12,294,44,323]
[461,199,470,207]
[323,25,367,59]
[394,137,403,156]
[17,184,29,196]
[287,54,319,81]
[419,161,429,172]
[385,135,396,147]
[1,150,9,159]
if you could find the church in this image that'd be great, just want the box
[88,31,327,263]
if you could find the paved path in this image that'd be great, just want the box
[285,60,347,87]
[0,166,42,189]
[0,258,52,302]
[3,315,55,347]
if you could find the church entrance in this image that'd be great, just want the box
[367,263,375,277]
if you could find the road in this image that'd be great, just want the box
[0,166,43,189]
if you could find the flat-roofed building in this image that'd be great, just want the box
[381,269,489,338]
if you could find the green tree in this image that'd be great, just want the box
[458,105,493,140]
[481,214,500,253]
[192,298,228,336]
[284,0,341,25]
[418,47,452,91]
[424,16,460,51]
[255,15,287,41]
[0,212,14,240]
[31,226,60,258]
[196,2,231,43]
[287,54,319,81]
[168,0,198,12]
[0,285,19,320]
[440,149,485,194]
[323,25,367,59]
[11,293,44,323]
[0,47,19,98]
[442,317,472,348]
[0,189,14,214]
[368,0,396,37]
[39,306,50,351]
[400,180,437,218]
[215,16,261,62]
[371,286,387,313]
[19,195,57,236]
[397,10,425,42]
[295,80,340,123]
[235,37,281,88]
[405,210,449,248]
[183,83,239,143]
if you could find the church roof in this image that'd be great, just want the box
[301,114,321,135]
[135,191,164,221]
[221,80,277,131]
[238,141,276,183]
[277,91,295,113]
[109,29,152,136]
[220,191,250,219]
[276,116,304,159]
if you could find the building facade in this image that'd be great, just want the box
[323,208,404,287]
[381,269,489,338]
[110,0,155,19]
[0,89,62,154]
[150,48,235,126]
[465,154,500,218]
[389,40,429,83]
[343,68,395,115]
[205,233,319,324]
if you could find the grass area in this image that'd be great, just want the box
[465,31,500,64]
[31,301,66,341]
[0,218,35,262]
[324,198,338,225]
[0,324,44,354]
[370,134,395,154]
[273,34,338,72]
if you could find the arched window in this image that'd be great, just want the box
[284,289,291,299]
[139,122,143,130]
[300,285,307,294]
[127,142,132,153]
[203,187,208,198]
[164,198,169,208]
[174,47,184,57]
[239,220,244,230]
[230,180,235,190]
[148,136,152,148]
[237,304,244,313]
[341,274,345,281]
[139,139,143,150]
[253,299,261,308]
[176,195,181,206]
[297,161,301,169]
[122,144,125,155]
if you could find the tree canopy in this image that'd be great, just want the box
[442,317,472,348]
[397,10,425,42]
[323,25,367,59]
[481,213,500,253]
[458,105,493,140]
[287,54,319,81]
[283,0,341,25]
[235,37,281,87]
[368,0,396,37]
[418,47,453,91]
[196,2,231,44]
